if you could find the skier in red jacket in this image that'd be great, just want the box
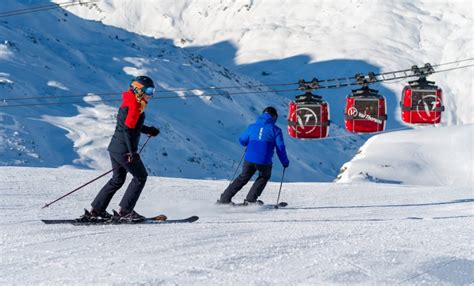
[82,76,160,222]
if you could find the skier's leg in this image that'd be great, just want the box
[246,164,272,202]
[91,152,127,211]
[118,157,148,213]
[219,161,256,203]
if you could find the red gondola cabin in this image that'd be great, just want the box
[400,80,444,124]
[288,93,330,139]
[344,87,387,133]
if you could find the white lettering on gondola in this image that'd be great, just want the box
[348,107,383,124]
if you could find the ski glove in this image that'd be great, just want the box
[148,126,160,137]
[283,161,289,168]
[125,152,140,164]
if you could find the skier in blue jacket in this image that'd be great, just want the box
[218,107,289,205]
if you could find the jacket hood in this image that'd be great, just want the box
[257,112,276,124]
[122,89,146,113]
[122,89,135,100]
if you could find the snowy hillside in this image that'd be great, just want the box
[68,0,473,125]
[337,124,474,186]
[0,0,368,182]
[1,0,472,182]
[1,167,473,284]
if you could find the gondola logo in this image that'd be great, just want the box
[415,95,442,121]
[348,107,358,117]
[290,107,318,135]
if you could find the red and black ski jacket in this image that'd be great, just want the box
[108,89,154,154]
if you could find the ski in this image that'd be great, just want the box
[41,215,199,225]
[229,201,288,208]
[231,200,264,207]
[262,202,288,209]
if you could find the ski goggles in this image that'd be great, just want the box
[144,86,155,96]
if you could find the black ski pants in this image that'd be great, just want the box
[91,151,148,213]
[220,160,272,203]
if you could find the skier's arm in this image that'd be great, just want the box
[275,128,289,168]
[141,124,160,136]
[123,107,139,153]
[239,127,250,146]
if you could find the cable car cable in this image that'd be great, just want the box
[431,58,474,67]
[0,88,300,108]
[1,59,471,102]
[1,58,471,102]
[430,64,474,73]
[2,92,122,101]
[304,63,474,90]
[1,84,299,102]
[0,60,472,108]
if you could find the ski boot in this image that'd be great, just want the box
[76,208,112,222]
[115,209,146,223]
[215,199,234,205]
[242,199,264,206]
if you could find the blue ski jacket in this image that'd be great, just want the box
[239,113,289,167]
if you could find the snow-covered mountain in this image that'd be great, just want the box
[0,0,472,183]
[0,0,366,182]
[68,0,473,125]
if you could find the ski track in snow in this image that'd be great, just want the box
[0,167,473,285]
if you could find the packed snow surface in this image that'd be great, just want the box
[1,167,473,285]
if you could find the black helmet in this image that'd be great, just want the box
[130,76,155,95]
[263,106,278,120]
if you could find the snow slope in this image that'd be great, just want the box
[0,167,473,284]
[337,124,474,186]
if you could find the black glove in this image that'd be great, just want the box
[125,152,140,164]
[148,126,160,137]
[283,161,289,168]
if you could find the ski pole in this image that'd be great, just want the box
[275,167,286,208]
[229,148,246,184]
[42,135,152,209]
